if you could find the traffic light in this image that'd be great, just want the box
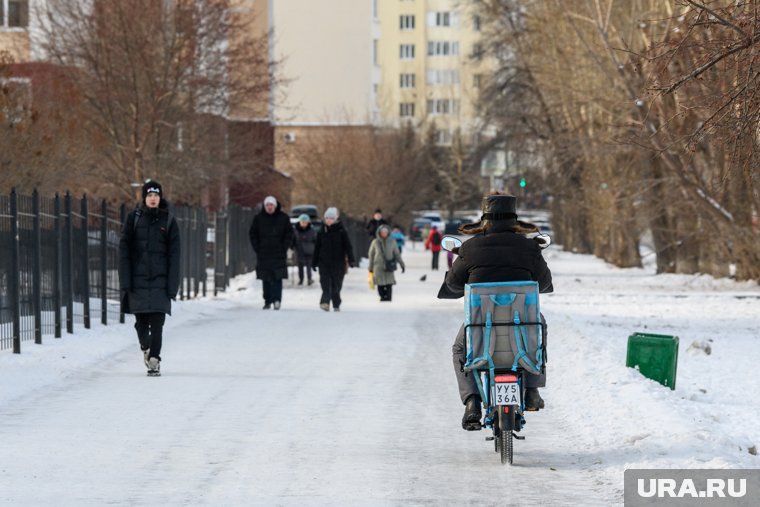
[519,177,526,188]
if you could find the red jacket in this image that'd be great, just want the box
[425,229,443,252]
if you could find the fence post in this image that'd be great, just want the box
[53,193,61,338]
[32,190,42,344]
[10,189,21,353]
[81,195,90,329]
[119,203,126,324]
[65,192,74,334]
[100,199,108,325]
[202,209,207,298]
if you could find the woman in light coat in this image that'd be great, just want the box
[368,224,405,301]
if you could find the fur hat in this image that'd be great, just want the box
[142,180,162,200]
[324,207,339,220]
[481,194,517,221]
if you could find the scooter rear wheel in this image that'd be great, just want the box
[498,411,514,465]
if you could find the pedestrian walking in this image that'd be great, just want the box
[292,214,317,286]
[424,225,443,270]
[390,225,406,253]
[365,208,388,238]
[249,195,293,310]
[119,180,181,376]
[312,207,355,311]
[368,224,405,302]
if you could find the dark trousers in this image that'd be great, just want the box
[319,271,345,308]
[134,312,166,360]
[452,315,547,403]
[297,257,313,283]
[431,251,440,270]
[263,279,283,304]
[377,284,393,301]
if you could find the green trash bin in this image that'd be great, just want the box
[626,332,679,390]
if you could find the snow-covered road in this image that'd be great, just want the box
[1,243,758,506]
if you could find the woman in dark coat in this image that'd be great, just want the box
[249,195,293,310]
[312,207,355,311]
[439,193,553,430]
[119,180,181,375]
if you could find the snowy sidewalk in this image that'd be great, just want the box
[0,244,758,505]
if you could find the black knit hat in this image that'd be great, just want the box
[142,180,162,200]
[481,194,517,221]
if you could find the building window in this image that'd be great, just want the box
[400,73,416,89]
[373,0,378,19]
[373,39,378,65]
[435,129,452,145]
[427,11,459,27]
[426,69,460,86]
[399,102,415,118]
[399,44,415,60]
[472,43,484,60]
[2,0,29,28]
[473,14,481,31]
[400,15,415,31]
[426,99,460,115]
[427,41,460,57]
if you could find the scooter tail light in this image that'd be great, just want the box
[494,374,517,382]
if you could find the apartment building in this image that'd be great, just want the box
[376,0,488,144]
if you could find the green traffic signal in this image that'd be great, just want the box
[519,177,526,188]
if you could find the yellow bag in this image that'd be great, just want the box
[367,271,375,290]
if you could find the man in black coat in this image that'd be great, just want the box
[365,208,387,238]
[439,194,553,429]
[119,180,181,375]
[312,207,355,311]
[249,195,293,310]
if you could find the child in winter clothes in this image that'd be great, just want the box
[424,225,443,270]
[390,225,406,253]
[292,214,317,285]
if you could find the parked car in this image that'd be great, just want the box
[409,218,432,241]
[421,212,445,232]
[444,219,465,235]
[289,204,321,227]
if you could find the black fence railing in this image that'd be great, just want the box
[1,188,253,354]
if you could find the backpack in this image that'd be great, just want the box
[463,281,545,375]
[431,232,441,246]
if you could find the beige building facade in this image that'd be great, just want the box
[376,0,488,144]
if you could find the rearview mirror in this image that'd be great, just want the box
[441,236,462,252]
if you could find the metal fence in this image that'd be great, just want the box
[0,188,251,354]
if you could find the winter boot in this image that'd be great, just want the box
[524,388,545,411]
[319,303,330,312]
[308,279,314,286]
[273,301,281,310]
[147,357,161,376]
[333,307,340,312]
[462,395,482,431]
[142,348,150,368]
[298,279,304,286]
[263,303,271,310]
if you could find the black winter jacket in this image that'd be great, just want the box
[312,221,356,276]
[249,204,294,280]
[442,222,553,298]
[119,201,181,314]
[292,222,317,261]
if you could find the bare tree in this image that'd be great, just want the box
[35,0,275,202]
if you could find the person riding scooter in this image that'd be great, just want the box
[438,193,553,431]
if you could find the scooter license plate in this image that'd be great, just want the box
[494,382,520,406]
